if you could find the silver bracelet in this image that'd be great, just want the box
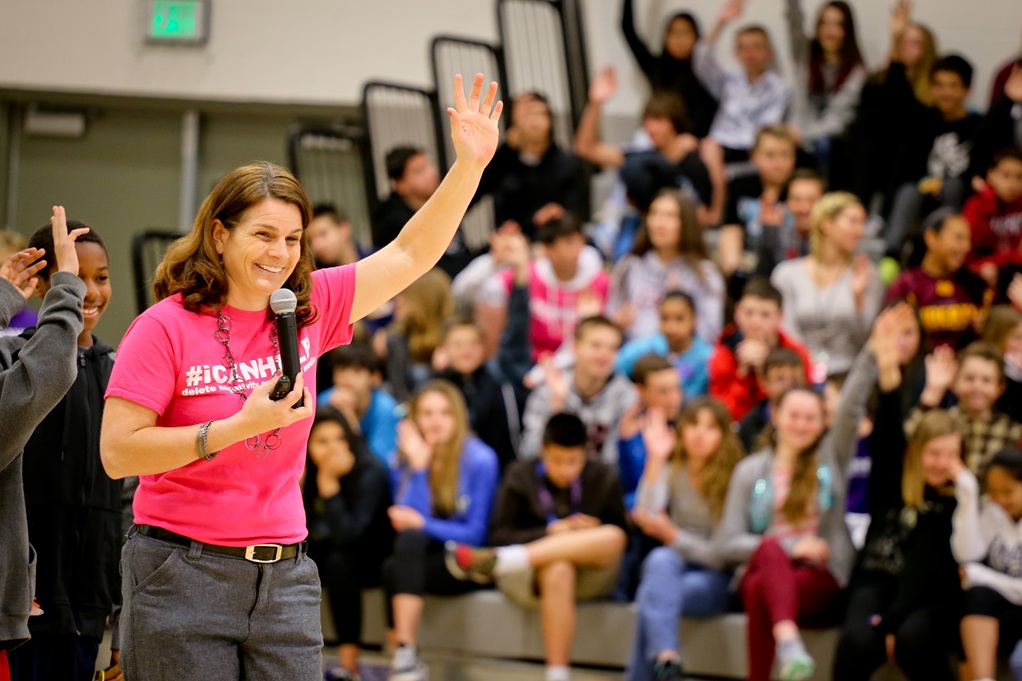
[197,420,218,461]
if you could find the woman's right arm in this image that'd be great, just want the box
[101,373,312,479]
[620,0,657,78]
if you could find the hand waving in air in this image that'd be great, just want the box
[448,73,503,172]
[0,248,47,301]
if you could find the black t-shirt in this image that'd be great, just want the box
[723,174,789,249]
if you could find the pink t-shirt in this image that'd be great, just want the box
[105,265,356,546]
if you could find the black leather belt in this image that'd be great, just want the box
[137,524,307,564]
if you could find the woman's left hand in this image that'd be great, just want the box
[389,505,426,531]
[448,74,503,172]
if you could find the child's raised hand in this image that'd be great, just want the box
[0,248,47,301]
[589,65,618,104]
[1004,64,1022,104]
[924,345,958,393]
[641,407,676,465]
[50,206,89,276]
[397,419,433,471]
[890,0,911,37]
[717,0,745,25]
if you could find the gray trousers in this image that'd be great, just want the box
[120,528,323,680]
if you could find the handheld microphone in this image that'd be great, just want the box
[269,289,304,408]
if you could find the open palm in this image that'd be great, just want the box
[448,73,503,171]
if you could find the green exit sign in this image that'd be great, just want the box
[145,1,210,45]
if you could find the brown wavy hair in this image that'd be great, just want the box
[631,189,713,283]
[406,380,471,518]
[152,162,318,328]
[398,269,454,364]
[671,396,746,518]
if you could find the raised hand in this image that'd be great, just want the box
[890,0,911,37]
[850,253,873,303]
[50,205,90,276]
[448,73,503,172]
[0,248,47,301]
[924,345,958,394]
[642,407,676,466]
[397,419,433,471]
[718,0,746,25]
[1005,64,1022,103]
[589,65,618,105]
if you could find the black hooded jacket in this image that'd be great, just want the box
[19,332,121,640]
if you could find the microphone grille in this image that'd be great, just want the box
[269,288,298,314]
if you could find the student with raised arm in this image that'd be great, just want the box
[99,74,502,680]
[0,209,89,676]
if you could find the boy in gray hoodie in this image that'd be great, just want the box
[0,208,87,661]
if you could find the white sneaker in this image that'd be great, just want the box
[389,645,428,681]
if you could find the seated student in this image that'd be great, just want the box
[906,342,1022,483]
[970,66,1022,184]
[0,210,88,676]
[753,169,826,278]
[851,4,937,211]
[833,324,965,681]
[376,268,453,402]
[695,4,792,162]
[521,316,636,464]
[772,192,884,377]
[372,146,441,249]
[718,125,799,279]
[627,397,744,681]
[983,305,1022,423]
[318,344,399,464]
[575,65,714,243]
[434,316,521,473]
[715,304,881,681]
[783,0,867,178]
[475,92,585,240]
[303,408,393,681]
[886,208,992,351]
[617,355,686,509]
[475,216,608,363]
[608,190,725,343]
[445,412,628,681]
[738,348,807,454]
[0,229,37,337]
[383,381,500,681]
[308,203,366,268]
[709,277,812,421]
[885,54,984,251]
[955,446,1022,681]
[616,291,713,400]
[965,147,1022,285]
[9,217,121,681]
[620,0,719,139]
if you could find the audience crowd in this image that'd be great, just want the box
[3,1,1022,681]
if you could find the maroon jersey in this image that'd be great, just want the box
[886,267,992,350]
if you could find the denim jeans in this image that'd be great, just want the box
[626,547,732,681]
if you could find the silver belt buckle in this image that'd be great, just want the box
[245,544,283,563]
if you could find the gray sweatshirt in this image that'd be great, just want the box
[784,0,867,147]
[714,348,877,586]
[0,272,85,644]
[637,466,723,569]
[520,371,637,466]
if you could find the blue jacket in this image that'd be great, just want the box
[390,436,499,546]
[615,333,713,399]
[318,387,399,464]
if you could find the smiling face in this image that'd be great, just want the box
[664,16,697,59]
[953,356,1004,417]
[773,390,825,453]
[660,297,695,350]
[816,6,846,56]
[820,203,866,257]
[640,367,684,418]
[919,433,960,487]
[574,325,622,383]
[930,70,968,117]
[413,390,458,447]
[787,178,824,235]
[646,194,684,254]
[988,466,1022,522]
[212,197,304,310]
[924,216,971,273]
[989,158,1022,204]
[37,240,111,342]
[681,408,724,465]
